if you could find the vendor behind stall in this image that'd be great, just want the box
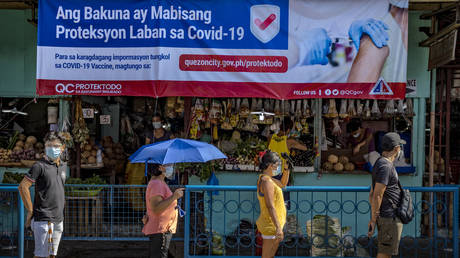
[268,117,307,172]
[145,114,171,144]
[346,118,375,156]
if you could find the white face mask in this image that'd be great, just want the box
[353,132,360,138]
[165,166,174,179]
[152,122,162,129]
[396,148,404,161]
[272,164,282,177]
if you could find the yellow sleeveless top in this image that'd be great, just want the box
[256,174,286,236]
[268,133,290,172]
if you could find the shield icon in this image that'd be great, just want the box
[250,5,280,43]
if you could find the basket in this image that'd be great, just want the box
[21,160,37,168]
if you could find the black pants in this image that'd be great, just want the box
[148,232,173,258]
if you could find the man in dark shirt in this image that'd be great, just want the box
[19,132,66,258]
[368,132,405,258]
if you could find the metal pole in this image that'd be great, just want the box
[184,187,191,258]
[429,69,435,187]
[453,187,459,258]
[18,191,24,258]
[446,69,452,184]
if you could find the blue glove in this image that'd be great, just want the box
[298,28,332,66]
[348,18,389,51]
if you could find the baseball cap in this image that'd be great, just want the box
[381,132,406,151]
[389,0,408,9]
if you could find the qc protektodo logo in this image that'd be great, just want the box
[55,83,122,93]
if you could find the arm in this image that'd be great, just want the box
[260,177,283,239]
[272,166,290,188]
[354,132,373,154]
[347,35,389,83]
[149,188,184,215]
[287,139,307,151]
[370,182,386,222]
[18,177,34,227]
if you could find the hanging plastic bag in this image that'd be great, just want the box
[383,100,395,117]
[290,100,296,115]
[327,99,338,117]
[332,117,342,136]
[274,100,281,115]
[405,99,414,116]
[303,99,311,117]
[356,100,363,117]
[371,100,381,118]
[347,99,357,117]
[296,100,302,117]
[283,100,291,116]
[397,100,404,114]
[264,99,271,112]
[364,100,371,118]
[339,99,348,118]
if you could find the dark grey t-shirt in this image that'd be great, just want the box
[25,159,66,223]
[372,157,401,218]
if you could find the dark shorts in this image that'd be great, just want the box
[377,217,403,256]
[148,232,173,258]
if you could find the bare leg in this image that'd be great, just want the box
[347,35,389,83]
[261,238,281,258]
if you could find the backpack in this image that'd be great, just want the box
[393,180,414,224]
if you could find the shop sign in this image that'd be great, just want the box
[36,0,407,99]
[428,29,457,70]
[82,108,94,118]
[100,115,111,125]
[406,79,416,97]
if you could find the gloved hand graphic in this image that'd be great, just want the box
[348,18,389,51]
[298,28,332,66]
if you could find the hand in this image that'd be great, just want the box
[353,145,361,155]
[367,220,376,238]
[173,188,184,200]
[26,212,33,228]
[298,28,332,66]
[275,227,284,241]
[142,214,148,225]
[349,18,389,51]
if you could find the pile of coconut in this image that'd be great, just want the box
[10,135,44,162]
[322,154,355,172]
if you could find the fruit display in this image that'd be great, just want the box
[101,136,127,169]
[291,135,315,167]
[2,172,26,184]
[5,134,45,162]
[323,154,356,172]
[0,149,13,163]
[80,140,102,166]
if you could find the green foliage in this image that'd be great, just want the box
[2,172,25,184]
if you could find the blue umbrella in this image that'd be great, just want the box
[129,138,227,165]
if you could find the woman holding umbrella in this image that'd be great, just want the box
[142,164,184,258]
[256,151,289,258]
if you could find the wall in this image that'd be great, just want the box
[0,10,37,97]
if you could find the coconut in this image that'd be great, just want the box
[18,134,26,141]
[344,162,355,171]
[88,156,97,164]
[322,161,334,171]
[24,143,34,150]
[334,163,344,171]
[15,141,24,148]
[91,150,97,156]
[13,146,23,153]
[328,154,339,164]
[84,144,92,151]
[26,136,37,145]
[35,142,44,150]
[338,156,349,165]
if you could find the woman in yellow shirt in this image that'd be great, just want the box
[256,151,290,258]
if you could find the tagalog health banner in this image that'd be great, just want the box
[36,0,408,99]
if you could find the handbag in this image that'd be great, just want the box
[393,180,414,224]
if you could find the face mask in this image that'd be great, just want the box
[45,147,61,160]
[272,164,282,177]
[165,166,174,179]
[152,122,162,129]
[396,148,404,161]
[353,132,360,138]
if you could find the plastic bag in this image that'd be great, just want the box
[397,100,404,114]
[296,100,302,117]
[405,99,414,116]
[383,100,395,117]
[356,100,363,116]
[371,100,381,118]
[206,172,220,196]
[327,99,338,117]
[364,100,371,118]
[303,99,311,117]
[339,99,348,118]
[274,100,281,115]
[290,100,296,115]
[347,99,357,117]
[332,117,342,136]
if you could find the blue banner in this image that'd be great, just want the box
[38,0,289,49]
